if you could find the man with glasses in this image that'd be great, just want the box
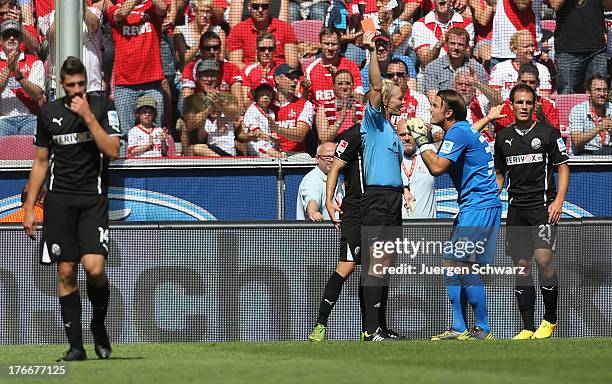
[23,56,121,361]
[493,63,559,133]
[385,58,431,129]
[241,32,279,104]
[0,19,45,136]
[296,142,344,221]
[181,31,243,111]
[360,29,417,95]
[569,74,612,156]
[423,27,490,103]
[226,0,297,69]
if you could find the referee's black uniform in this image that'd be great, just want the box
[36,95,122,264]
[334,124,364,264]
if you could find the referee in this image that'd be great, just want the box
[494,84,570,339]
[359,31,406,341]
[308,124,365,342]
[23,57,121,361]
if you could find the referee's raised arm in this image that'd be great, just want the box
[364,31,381,110]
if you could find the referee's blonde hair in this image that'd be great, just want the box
[381,79,399,109]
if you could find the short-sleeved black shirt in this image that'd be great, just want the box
[555,0,605,53]
[334,124,364,213]
[35,95,121,195]
[494,122,569,208]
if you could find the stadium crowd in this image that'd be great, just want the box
[0,0,610,158]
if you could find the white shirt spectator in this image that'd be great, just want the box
[491,0,542,59]
[296,166,344,220]
[127,126,165,157]
[243,102,276,155]
[410,11,475,56]
[489,59,551,100]
[401,149,436,219]
[204,115,236,155]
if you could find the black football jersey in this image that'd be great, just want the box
[494,122,569,208]
[334,124,364,212]
[35,95,122,195]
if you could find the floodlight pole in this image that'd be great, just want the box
[55,0,83,98]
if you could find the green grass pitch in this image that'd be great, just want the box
[1,339,611,384]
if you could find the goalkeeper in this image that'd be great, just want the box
[407,91,502,340]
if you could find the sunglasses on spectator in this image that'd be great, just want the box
[201,44,221,51]
[64,81,86,88]
[387,72,406,79]
[258,46,275,52]
[284,73,301,80]
[316,155,334,161]
[520,80,538,86]
[251,3,270,11]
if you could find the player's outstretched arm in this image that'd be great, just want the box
[22,148,49,239]
[326,158,345,229]
[549,163,570,224]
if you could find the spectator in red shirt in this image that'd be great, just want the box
[107,0,167,137]
[173,0,227,70]
[240,32,281,105]
[268,64,315,153]
[226,0,298,69]
[305,28,363,139]
[494,63,559,133]
[317,69,364,142]
[181,31,244,113]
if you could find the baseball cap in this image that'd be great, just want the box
[196,59,220,73]
[372,29,391,44]
[274,63,303,77]
[135,95,157,111]
[0,19,21,35]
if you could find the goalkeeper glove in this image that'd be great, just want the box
[407,117,430,147]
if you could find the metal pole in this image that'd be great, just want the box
[55,0,82,98]
[277,160,285,220]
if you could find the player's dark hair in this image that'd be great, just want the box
[509,83,537,103]
[60,56,87,81]
[585,74,608,92]
[387,58,409,76]
[437,89,467,121]
[518,63,539,80]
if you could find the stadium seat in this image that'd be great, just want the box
[0,135,36,160]
[541,19,556,33]
[552,93,589,130]
[292,20,324,43]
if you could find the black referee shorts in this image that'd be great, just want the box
[40,192,109,265]
[506,205,558,263]
[339,209,361,264]
[361,186,403,228]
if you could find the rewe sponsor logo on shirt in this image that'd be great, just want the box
[505,153,543,165]
[315,89,335,101]
[52,132,95,146]
[122,22,152,37]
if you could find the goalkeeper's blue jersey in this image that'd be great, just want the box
[437,120,501,212]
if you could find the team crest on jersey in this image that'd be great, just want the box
[336,140,348,155]
[288,109,297,118]
[440,140,454,154]
[531,138,541,149]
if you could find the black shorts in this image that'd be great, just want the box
[339,210,361,264]
[40,192,109,265]
[506,205,557,262]
[361,186,402,228]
